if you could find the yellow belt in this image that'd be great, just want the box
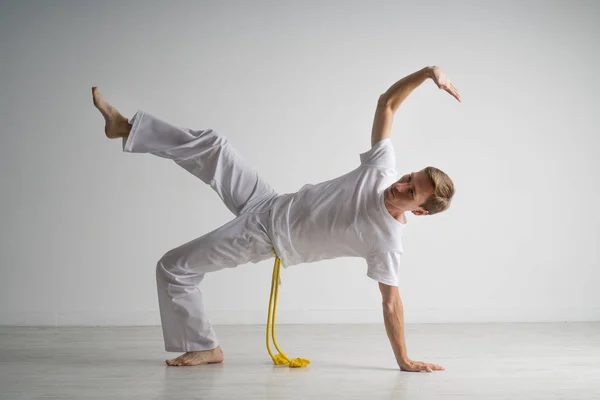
[266,249,310,368]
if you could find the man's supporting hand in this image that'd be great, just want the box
[399,358,445,373]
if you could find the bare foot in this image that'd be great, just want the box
[91,87,131,139]
[165,346,224,367]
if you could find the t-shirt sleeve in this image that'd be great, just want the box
[359,138,396,170]
[365,251,402,286]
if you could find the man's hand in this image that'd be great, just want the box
[399,358,445,373]
[428,66,462,103]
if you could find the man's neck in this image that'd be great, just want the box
[383,189,407,223]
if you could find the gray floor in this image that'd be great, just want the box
[1,323,599,399]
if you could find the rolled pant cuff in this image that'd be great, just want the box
[122,110,145,152]
[165,343,220,352]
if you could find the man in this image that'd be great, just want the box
[92,65,460,372]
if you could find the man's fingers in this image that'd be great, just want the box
[423,362,434,372]
[440,84,459,97]
[415,363,443,372]
[451,85,461,99]
[416,362,432,372]
[453,86,462,102]
[443,81,461,102]
[444,87,460,101]
[449,88,461,102]
[403,363,424,372]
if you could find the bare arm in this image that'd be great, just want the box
[380,282,408,363]
[379,282,445,372]
[370,66,461,147]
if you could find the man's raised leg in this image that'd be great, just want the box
[91,86,278,217]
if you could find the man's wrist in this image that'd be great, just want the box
[422,66,434,79]
[398,357,410,367]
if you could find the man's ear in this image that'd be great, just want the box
[411,209,429,216]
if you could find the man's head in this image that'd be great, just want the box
[384,166,455,216]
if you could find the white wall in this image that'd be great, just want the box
[1,0,598,326]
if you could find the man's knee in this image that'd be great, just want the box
[156,250,184,281]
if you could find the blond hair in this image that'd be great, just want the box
[420,166,455,215]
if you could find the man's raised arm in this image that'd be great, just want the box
[370,66,461,147]
[379,282,445,372]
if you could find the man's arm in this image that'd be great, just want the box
[379,282,445,372]
[370,66,461,147]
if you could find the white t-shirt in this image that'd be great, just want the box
[267,138,406,286]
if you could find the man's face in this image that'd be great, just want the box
[384,169,435,215]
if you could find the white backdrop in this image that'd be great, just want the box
[1,0,598,326]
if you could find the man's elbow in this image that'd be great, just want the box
[377,93,392,109]
[379,282,401,307]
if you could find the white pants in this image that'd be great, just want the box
[123,110,279,352]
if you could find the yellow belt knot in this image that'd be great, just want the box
[266,249,311,368]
